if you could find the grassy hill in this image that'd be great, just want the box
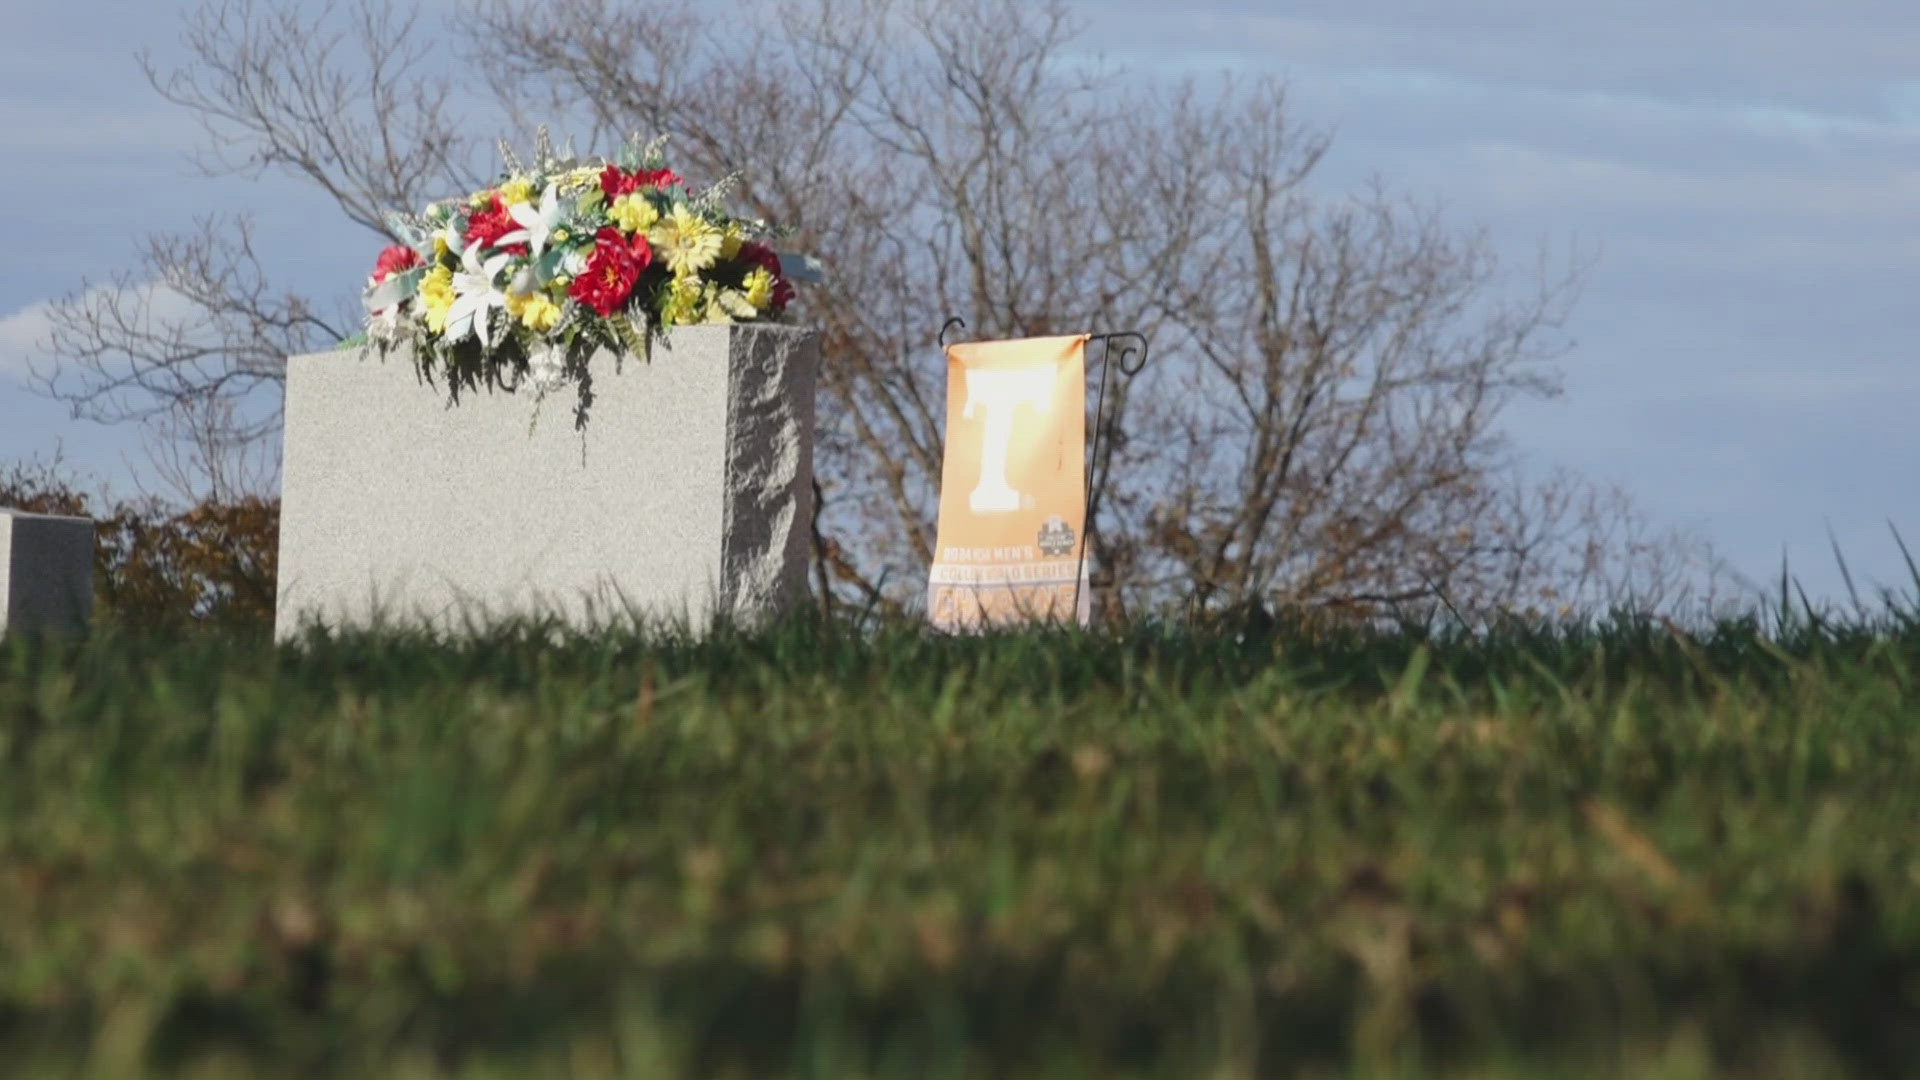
[2,609,1916,1077]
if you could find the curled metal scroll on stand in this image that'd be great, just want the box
[934,318,1152,624]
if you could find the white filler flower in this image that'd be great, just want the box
[527,342,568,393]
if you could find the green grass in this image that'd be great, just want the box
[1,609,1916,1078]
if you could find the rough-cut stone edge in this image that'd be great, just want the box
[1,508,95,636]
[720,325,820,624]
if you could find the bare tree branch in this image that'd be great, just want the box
[31,0,476,500]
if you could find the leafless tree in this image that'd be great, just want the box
[37,218,335,453]
[35,0,1729,620]
[32,0,477,500]
[139,394,282,507]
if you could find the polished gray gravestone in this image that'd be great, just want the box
[274,324,819,638]
[0,509,95,636]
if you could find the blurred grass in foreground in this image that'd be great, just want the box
[1,601,1916,1078]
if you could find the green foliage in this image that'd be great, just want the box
[609,311,652,365]
[1,610,1917,1077]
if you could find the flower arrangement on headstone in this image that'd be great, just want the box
[358,133,812,428]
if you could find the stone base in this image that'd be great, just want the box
[274,325,818,639]
[1,509,94,637]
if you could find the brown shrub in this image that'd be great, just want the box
[1,462,278,633]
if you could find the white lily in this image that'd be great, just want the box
[444,241,513,349]
[497,183,563,258]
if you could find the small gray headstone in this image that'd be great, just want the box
[0,509,95,637]
[274,324,819,638]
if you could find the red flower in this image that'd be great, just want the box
[464,193,524,253]
[372,244,423,282]
[598,165,631,199]
[739,242,795,312]
[600,164,684,199]
[568,227,655,316]
[737,241,781,275]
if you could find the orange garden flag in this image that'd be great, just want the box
[927,334,1091,631]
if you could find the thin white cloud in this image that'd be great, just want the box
[0,282,198,383]
[0,300,55,382]
[1447,143,1920,220]
[0,107,199,156]
[1080,2,1920,146]
[1081,1,1920,88]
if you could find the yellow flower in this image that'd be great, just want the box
[720,224,743,260]
[609,192,659,235]
[742,267,775,311]
[499,177,535,205]
[420,265,455,333]
[704,287,760,324]
[506,289,563,332]
[662,273,705,326]
[649,205,723,277]
[706,288,759,324]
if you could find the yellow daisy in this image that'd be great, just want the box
[648,205,724,278]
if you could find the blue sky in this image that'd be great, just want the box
[2,0,1915,604]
